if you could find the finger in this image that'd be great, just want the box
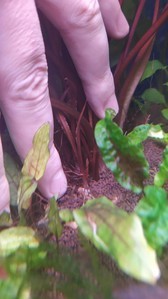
[0,135,10,212]
[98,0,129,39]
[36,0,119,118]
[0,0,67,200]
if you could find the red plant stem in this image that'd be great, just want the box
[117,38,154,127]
[153,0,160,23]
[114,5,168,85]
[117,0,160,127]
[115,0,146,75]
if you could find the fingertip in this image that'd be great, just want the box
[38,145,67,200]
[116,12,129,39]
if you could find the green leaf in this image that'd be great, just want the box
[0,211,12,227]
[127,124,168,145]
[148,125,168,144]
[95,110,149,193]
[0,227,39,257]
[136,186,168,254]
[73,197,160,284]
[161,108,168,120]
[163,82,168,87]
[47,198,63,238]
[154,146,168,187]
[141,88,166,104]
[4,153,21,206]
[22,123,50,181]
[59,209,74,223]
[17,123,50,212]
[17,176,37,211]
[127,124,151,145]
[141,60,164,82]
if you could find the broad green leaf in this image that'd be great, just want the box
[4,153,20,206]
[163,82,168,87]
[95,110,149,193]
[0,227,39,257]
[161,108,168,120]
[127,124,168,145]
[73,197,160,284]
[136,186,168,254]
[127,124,151,145]
[17,176,37,211]
[47,198,63,238]
[22,123,50,181]
[17,123,50,212]
[141,88,166,104]
[141,60,164,82]
[154,146,168,187]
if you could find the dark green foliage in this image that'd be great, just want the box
[95,110,149,193]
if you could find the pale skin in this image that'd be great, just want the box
[0,0,129,212]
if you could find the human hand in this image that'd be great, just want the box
[0,0,129,212]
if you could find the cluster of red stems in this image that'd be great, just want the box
[38,1,168,184]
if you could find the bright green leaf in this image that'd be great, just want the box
[95,110,149,193]
[154,146,168,187]
[163,82,168,87]
[127,124,151,145]
[136,186,168,254]
[141,88,166,104]
[0,227,39,257]
[73,197,160,284]
[161,108,168,120]
[127,124,168,145]
[22,123,50,181]
[141,60,164,82]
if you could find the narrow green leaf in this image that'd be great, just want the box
[59,209,74,223]
[141,60,164,82]
[136,186,168,254]
[154,146,168,187]
[95,110,149,193]
[73,197,160,284]
[47,198,63,238]
[4,153,20,206]
[141,88,166,104]
[0,227,39,257]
